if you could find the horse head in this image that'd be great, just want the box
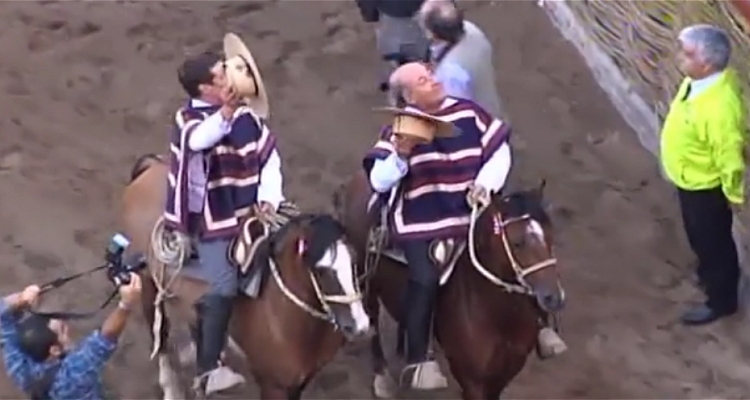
[472,179,565,313]
[271,214,371,340]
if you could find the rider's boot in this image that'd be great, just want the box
[537,325,568,359]
[399,280,448,390]
[193,295,245,397]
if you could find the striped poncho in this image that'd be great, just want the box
[165,101,277,239]
[363,97,511,241]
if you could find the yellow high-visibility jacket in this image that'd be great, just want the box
[660,68,747,204]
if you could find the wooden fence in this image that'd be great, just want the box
[543,0,750,316]
[563,0,750,119]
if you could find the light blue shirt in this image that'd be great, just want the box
[431,43,473,100]
[434,62,473,100]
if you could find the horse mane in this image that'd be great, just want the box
[129,153,164,183]
[272,213,345,266]
[493,189,551,226]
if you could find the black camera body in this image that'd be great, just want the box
[104,233,147,286]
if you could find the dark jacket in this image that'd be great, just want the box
[356,0,426,22]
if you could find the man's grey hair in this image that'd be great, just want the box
[421,0,464,44]
[678,24,732,71]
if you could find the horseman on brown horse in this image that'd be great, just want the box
[334,62,567,398]
[122,33,370,399]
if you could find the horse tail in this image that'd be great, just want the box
[129,153,164,183]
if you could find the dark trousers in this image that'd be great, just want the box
[400,239,439,364]
[677,187,739,313]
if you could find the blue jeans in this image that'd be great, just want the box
[181,238,239,297]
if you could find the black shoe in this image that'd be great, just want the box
[196,295,234,374]
[680,304,735,326]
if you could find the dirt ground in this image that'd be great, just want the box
[1,0,750,398]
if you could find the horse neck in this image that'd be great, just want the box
[269,252,336,339]
[474,207,517,282]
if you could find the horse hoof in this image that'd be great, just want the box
[373,372,397,398]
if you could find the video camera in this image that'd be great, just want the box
[104,233,147,287]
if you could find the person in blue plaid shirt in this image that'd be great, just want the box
[0,273,142,400]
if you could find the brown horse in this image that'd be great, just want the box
[121,154,371,400]
[334,171,565,399]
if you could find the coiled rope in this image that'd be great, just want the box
[147,203,301,359]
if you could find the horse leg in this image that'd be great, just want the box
[367,289,397,399]
[142,276,184,400]
[257,380,288,400]
[455,377,493,400]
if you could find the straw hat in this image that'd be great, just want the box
[374,106,456,144]
[223,32,270,119]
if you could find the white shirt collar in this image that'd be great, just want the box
[688,71,722,99]
[190,98,215,108]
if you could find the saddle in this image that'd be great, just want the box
[226,201,301,298]
[366,194,465,286]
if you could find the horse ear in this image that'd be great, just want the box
[537,179,547,196]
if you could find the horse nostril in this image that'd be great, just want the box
[544,293,564,310]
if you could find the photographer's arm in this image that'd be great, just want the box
[100,270,141,343]
[60,272,140,381]
[0,286,40,391]
[100,302,131,343]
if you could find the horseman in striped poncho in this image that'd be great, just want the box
[362,62,567,390]
[164,34,283,396]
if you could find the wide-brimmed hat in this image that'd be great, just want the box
[223,32,270,119]
[374,106,455,143]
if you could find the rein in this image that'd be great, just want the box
[467,203,557,295]
[30,264,120,320]
[235,209,362,324]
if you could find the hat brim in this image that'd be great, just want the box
[373,106,456,138]
[224,33,270,119]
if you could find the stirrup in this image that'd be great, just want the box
[537,327,568,359]
[193,365,245,396]
[399,360,448,390]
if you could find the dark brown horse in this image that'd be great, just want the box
[334,171,565,399]
[121,155,371,400]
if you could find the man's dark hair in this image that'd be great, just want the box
[177,52,222,99]
[17,315,58,362]
[424,2,465,44]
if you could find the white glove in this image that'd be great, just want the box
[466,184,491,208]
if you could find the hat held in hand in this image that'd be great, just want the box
[374,106,455,144]
[223,32,270,119]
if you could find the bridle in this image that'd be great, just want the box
[467,203,558,295]
[268,238,362,326]
[245,217,362,328]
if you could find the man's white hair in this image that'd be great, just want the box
[387,74,408,106]
[678,24,732,71]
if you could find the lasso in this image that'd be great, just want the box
[149,216,191,359]
[147,203,302,358]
